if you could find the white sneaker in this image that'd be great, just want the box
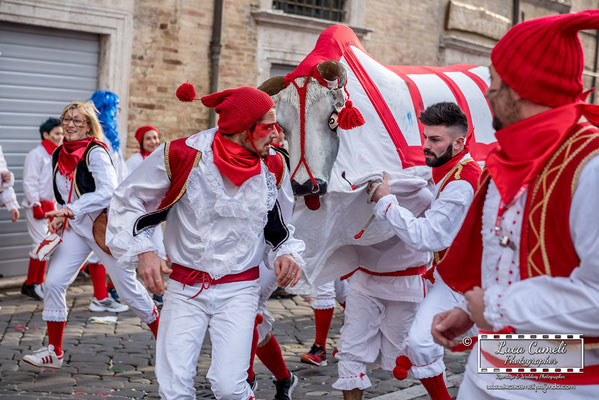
[23,345,64,368]
[34,283,44,300]
[89,296,129,312]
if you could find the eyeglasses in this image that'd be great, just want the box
[61,116,87,127]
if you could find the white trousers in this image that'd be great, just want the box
[403,273,471,379]
[312,279,349,310]
[333,288,419,391]
[42,227,156,323]
[256,263,278,342]
[24,208,48,258]
[156,279,259,400]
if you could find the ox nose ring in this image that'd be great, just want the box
[311,184,320,194]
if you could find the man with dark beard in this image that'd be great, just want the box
[369,102,482,400]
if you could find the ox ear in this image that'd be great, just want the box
[258,76,286,96]
[317,61,347,89]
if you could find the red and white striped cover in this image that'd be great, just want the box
[288,25,496,289]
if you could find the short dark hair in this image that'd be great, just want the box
[418,102,468,136]
[39,118,61,140]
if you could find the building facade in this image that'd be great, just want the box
[0,0,598,276]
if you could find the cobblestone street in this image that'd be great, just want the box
[0,278,467,399]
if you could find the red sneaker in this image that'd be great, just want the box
[301,343,327,366]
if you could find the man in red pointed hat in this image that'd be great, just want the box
[430,9,599,399]
[107,85,304,400]
[368,102,481,400]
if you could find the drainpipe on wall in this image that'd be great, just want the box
[209,0,224,128]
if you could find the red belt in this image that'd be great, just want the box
[170,263,259,299]
[340,265,426,281]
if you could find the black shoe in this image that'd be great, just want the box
[274,371,298,400]
[270,287,295,299]
[247,376,257,392]
[21,283,42,301]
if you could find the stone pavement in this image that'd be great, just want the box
[0,278,468,399]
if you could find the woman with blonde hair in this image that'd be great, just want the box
[23,101,160,369]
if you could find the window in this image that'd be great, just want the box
[273,0,346,22]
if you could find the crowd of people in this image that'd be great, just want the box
[0,9,598,400]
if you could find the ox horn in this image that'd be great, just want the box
[258,76,286,96]
[317,60,347,88]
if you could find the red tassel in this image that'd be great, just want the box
[396,355,412,370]
[176,82,198,102]
[393,366,409,380]
[337,100,365,129]
[393,355,412,380]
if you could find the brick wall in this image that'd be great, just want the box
[127,0,213,156]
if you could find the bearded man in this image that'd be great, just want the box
[107,86,305,400]
[369,101,481,399]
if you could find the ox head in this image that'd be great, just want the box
[259,61,347,199]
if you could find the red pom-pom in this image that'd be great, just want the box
[393,366,409,380]
[255,314,263,324]
[395,355,412,369]
[176,82,197,102]
[337,100,365,130]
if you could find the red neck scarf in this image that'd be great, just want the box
[140,150,150,160]
[57,137,98,177]
[212,131,262,186]
[486,102,599,205]
[41,139,58,156]
[432,148,469,184]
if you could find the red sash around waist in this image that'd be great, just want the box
[170,263,259,299]
[340,265,426,281]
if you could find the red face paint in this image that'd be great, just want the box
[251,122,277,139]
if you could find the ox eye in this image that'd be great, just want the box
[329,112,339,131]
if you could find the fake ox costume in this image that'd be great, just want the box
[107,86,305,400]
[374,147,481,399]
[435,10,599,399]
[22,137,159,369]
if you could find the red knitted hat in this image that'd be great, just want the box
[135,125,159,145]
[201,86,274,134]
[491,9,599,107]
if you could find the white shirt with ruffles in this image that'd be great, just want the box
[107,129,305,280]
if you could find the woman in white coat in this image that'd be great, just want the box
[22,101,159,369]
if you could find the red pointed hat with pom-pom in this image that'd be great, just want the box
[176,83,274,134]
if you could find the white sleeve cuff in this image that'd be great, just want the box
[373,194,397,219]
[483,285,510,331]
[110,231,157,266]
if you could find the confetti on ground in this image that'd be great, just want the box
[88,316,118,325]
[13,324,28,331]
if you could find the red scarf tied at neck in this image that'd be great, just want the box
[486,102,599,205]
[212,131,262,186]
[57,137,107,178]
[41,139,58,156]
[431,147,469,184]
